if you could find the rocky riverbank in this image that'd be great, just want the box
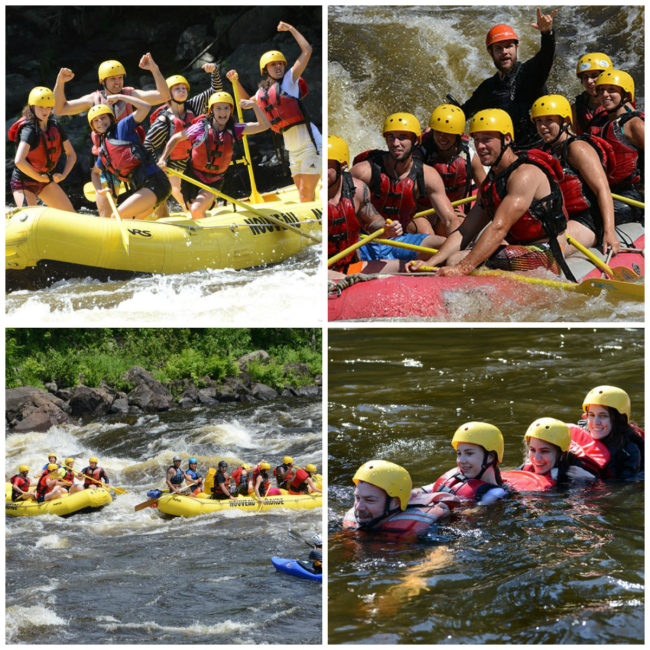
[6,349,321,433]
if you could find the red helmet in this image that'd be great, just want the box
[486,24,519,49]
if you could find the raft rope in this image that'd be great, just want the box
[328,271,439,296]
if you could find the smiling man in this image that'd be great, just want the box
[461,8,557,147]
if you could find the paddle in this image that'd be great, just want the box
[414,265,644,301]
[611,193,644,210]
[288,529,319,549]
[84,181,126,202]
[63,464,127,495]
[99,184,130,254]
[566,235,640,281]
[413,194,476,220]
[165,169,321,243]
[134,480,200,512]
[327,227,385,267]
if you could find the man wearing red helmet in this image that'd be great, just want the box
[461,8,558,147]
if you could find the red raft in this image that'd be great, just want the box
[328,224,643,321]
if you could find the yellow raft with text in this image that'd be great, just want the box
[5,483,112,517]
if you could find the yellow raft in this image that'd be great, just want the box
[5,483,112,517]
[6,186,321,275]
[156,489,321,517]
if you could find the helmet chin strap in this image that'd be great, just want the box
[474,450,495,481]
[547,122,568,148]
[492,134,511,168]
[605,92,628,114]
[357,494,403,529]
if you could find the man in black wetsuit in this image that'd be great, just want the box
[461,8,558,148]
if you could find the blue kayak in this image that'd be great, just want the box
[271,556,322,582]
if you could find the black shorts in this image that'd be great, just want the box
[181,169,224,206]
[141,168,172,208]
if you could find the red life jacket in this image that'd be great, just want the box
[255,77,308,134]
[480,149,567,244]
[342,492,444,539]
[431,468,493,502]
[36,473,54,499]
[328,171,360,269]
[231,466,245,486]
[212,470,231,495]
[10,474,30,500]
[288,467,310,494]
[502,468,556,491]
[353,150,428,228]
[98,134,150,183]
[189,117,236,177]
[549,135,616,215]
[150,105,196,160]
[61,469,75,485]
[8,117,63,173]
[82,466,106,489]
[596,111,644,187]
[420,133,473,203]
[568,424,611,478]
[574,92,609,136]
[252,467,270,495]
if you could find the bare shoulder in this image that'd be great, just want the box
[349,160,371,183]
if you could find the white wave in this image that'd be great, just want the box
[5,606,68,640]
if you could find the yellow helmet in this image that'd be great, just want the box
[98,60,126,83]
[259,50,287,76]
[19,465,29,473]
[582,385,631,419]
[382,113,421,141]
[305,464,317,473]
[89,456,99,464]
[260,461,271,470]
[166,75,190,91]
[576,52,612,78]
[65,457,74,465]
[327,135,350,167]
[28,87,55,108]
[48,452,57,460]
[47,463,59,472]
[87,104,114,129]
[428,104,466,136]
[595,69,635,100]
[469,109,514,140]
[524,417,570,452]
[530,94,573,125]
[242,463,252,470]
[353,460,412,511]
[283,456,294,465]
[452,422,504,463]
[208,91,234,112]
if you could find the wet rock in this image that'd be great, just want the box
[295,385,319,397]
[251,383,278,401]
[110,397,129,414]
[198,386,218,405]
[177,384,200,408]
[217,378,251,402]
[281,388,299,398]
[68,385,114,417]
[6,386,71,432]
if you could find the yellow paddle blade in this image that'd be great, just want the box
[84,181,126,202]
[109,486,127,495]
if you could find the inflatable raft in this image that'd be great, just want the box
[6,186,321,286]
[271,556,322,582]
[5,483,112,517]
[329,223,644,321]
[155,490,322,517]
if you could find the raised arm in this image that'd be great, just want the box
[132,52,170,105]
[239,98,270,134]
[53,67,94,115]
[278,21,313,82]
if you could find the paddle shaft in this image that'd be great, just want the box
[327,227,385,267]
[289,529,317,549]
[64,464,124,494]
[611,193,644,209]
[166,169,320,243]
[566,235,640,281]
[413,194,476,219]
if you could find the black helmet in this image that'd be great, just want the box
[218,460,228,469]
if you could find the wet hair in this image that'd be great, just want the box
[600,407,640,453]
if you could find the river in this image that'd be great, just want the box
[6,396,322,644]
[328,5,644,321]
[328,328,644,644]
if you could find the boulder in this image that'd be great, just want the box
[216,378,251,402]
[251,382,279,401]
[110,397,129,415]
[177,384,200,408]
[198,386,218,405]
[295,385,319,397]
[6,386,71,432]
[44,381,58,394]
[68,385,114,417]
[127,383,173,411]
[236,350,270,370]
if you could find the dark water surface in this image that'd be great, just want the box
[6,397,322,644]
[328,328,644,644]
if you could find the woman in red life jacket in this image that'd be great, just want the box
[9,465,36,501]
[36,464,68,503]
[252,461,282,501]
[231,463,253,495]
[343,460,450,538]
[10,87,76,211]
[531,94,620,256]
[502,418,597,492]
[571,53,612,136]
[158,92,270,219]
[59,457,84,494]
[144,65,224,216]
[89,96,171,220]
[420,104,486,209]
[287,463,322,495]
[421,422,507,505]
[228,21,322,202]
[594,70,644,222]
[80,457,110,490]
[274,456,294,488]
[579,385,644,480]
